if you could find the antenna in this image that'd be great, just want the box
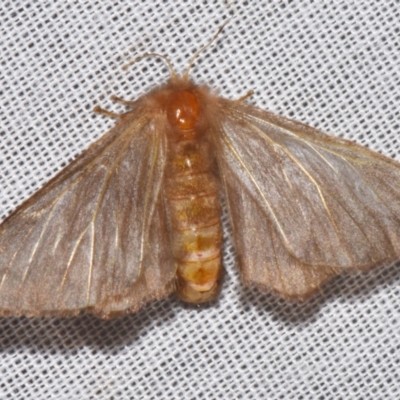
[122,53,177,80]
[183,17,232,80]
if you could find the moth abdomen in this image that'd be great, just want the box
[164,88,223,303]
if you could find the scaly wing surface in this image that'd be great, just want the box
[215,102,400,299]
[0,111,175,317]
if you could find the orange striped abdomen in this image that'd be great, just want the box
[165,139,222,303]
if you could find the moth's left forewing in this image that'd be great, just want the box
[0,109,175,317]
[213,99,400,300]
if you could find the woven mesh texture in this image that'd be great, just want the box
[1,1,400,399]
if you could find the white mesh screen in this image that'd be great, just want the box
[1,1,400,399]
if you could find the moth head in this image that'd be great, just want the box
[166,89,200,131]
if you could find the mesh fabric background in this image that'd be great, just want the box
[1,1,400,399]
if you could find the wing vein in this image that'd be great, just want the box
[0,224,37,295]
[87,222,95,306]
[56,129,140,306]
[137,130,161,281]
[57,223,91,305]
[219,128,291,247]
[34,116,149,231]
[20,200,61,286]
[239,117,383,263]
[240,118,348,247]
[299,138,397,252]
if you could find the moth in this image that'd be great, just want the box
[1,29,400,319]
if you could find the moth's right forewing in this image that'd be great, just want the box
[214,100,400,300]
[0,110,175,317]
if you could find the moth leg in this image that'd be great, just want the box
[235,90,254,103]
[110,95,137,107]
[92,105,121,119]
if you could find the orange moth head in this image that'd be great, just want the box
[166,90,200,131]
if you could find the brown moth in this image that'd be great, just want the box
[1,29,400,319]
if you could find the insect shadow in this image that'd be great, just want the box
[0,261,398,352]
[0,299,181,351]
[238,260,400,326]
